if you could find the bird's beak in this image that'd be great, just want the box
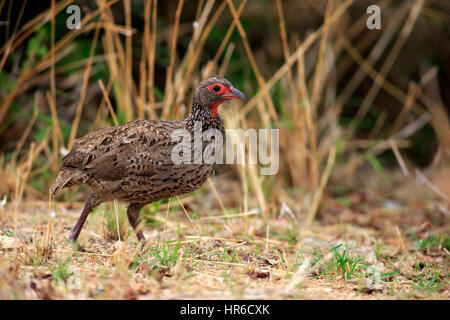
[228,86,246,101]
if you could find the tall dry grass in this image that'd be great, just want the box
[0,0,449,232]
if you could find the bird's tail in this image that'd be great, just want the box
[51,168,79,196]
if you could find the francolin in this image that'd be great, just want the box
[52,76,246,248]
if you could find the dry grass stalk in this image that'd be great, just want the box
[98,79,119,126]
[11,94,39,166]
[67,24,101,149]
[163,198,171,233]
[147,0,158,120]
[45,91,63,172]
[124,0,133,121]
[305,145,337,228]
[207,178,231,227]
[162,0,184,119]
[176,196,199,232]
[199,211,258,221]
[389,139,410,177]
[349,0,425,137]
[113,199,121,241]
[0,0,120,124]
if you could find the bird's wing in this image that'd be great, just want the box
[61,125,120,169]
[61,120,182,181]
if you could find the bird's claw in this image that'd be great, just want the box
[138,240,149,254]
[71,241,93,253]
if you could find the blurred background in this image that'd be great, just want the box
[0,0,449,225]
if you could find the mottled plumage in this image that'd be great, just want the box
[52,76,245,247]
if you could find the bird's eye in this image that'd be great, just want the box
[213,85,221,92]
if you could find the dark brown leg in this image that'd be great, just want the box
[126,203,146,244]
[68,194,101,246]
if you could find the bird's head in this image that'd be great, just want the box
[193,76,246,117]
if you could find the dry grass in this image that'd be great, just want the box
[0,170,448,299]
[0,0,449,299]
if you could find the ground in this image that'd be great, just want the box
[0,170,449,300]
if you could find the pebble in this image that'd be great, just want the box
[0,235,21,249]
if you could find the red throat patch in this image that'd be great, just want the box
[210,102,222,116]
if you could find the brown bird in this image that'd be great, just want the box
[51,76,245,248]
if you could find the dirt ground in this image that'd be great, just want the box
[0,170,448,300]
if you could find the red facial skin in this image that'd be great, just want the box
[205,83,239,116]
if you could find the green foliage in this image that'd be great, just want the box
[0,229,13,237]
[221,243,238,263]
[131,238,181,269]
[275,222,298,245]
[51,258,73,284]
[152,86,165,103]
[57,38,102,74]
[311,244,364,281]
[414,262,445,294]
[150,240,182,267]
[103,204,128,241]
[331,244,363,280]
[141,201,161,227]
[405,226,450,251]
[309,243,396,284]
[22,27,49,70]
[373,238,383,260]
[364,152,384,176]
[335,197,351,207]
[0,71,16,93]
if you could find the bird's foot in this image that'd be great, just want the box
[71,241,93,253]
[65,227,92,253]
[138,239,149,254]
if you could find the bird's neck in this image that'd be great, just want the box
[185,95,225,134]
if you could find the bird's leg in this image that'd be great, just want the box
[126,203,147,247]
[68,194,100,251]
